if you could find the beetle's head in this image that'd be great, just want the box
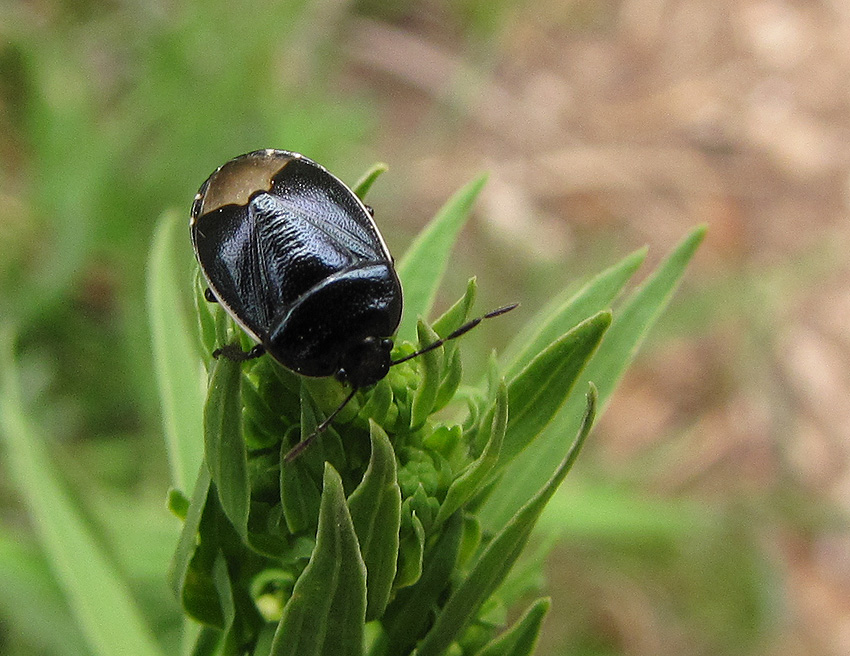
[337,336,394,389]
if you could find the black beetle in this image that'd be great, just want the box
[191,149,514,458]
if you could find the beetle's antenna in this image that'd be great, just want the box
[391,303,519,367]
[284,387,359,462]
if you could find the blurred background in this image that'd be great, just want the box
[1,0,849,654]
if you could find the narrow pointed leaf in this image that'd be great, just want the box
[280,448,321,535]
[433,348,463,412]
[410,320,442,429]
[301,381,349,473]
[0,328,164,656]
[204,355,249,536]
[397,174,488,341]
[573,227,706,406]
[494,310,610,469]
[352,162,388,199]
[148,210,205,493]
[195,273,219,356]
[394,511,425,590]
[432,277,477,337]
[270,464,367,656]
[212,551,236,635]
[347,422,402,620]
[482,226,705,529]
[436,381,507,525]
[501,247,647,379]
[457,514,483,569]
[472,597,550,656]
[415,386,597,656]
[172,475,243,629]
[432,277,476,407]
[383,512,464,655]
[359,377,394,425]
[169,465,211,601]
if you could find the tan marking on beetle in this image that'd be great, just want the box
[197,151,294,215]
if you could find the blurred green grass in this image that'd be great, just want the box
[0,1,821,655]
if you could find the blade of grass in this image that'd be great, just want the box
[396,174,488,342]
[0,327,164,656]
[352,162,388,200]
[0,532,89,656]
[148,210,205,494]
[481,226,706,529]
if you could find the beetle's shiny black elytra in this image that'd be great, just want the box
[191,149,403,390]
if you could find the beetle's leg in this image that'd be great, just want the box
[204,288,218,303]
[364,205,374,217]
[284,387,359,462]
[212,343,265,362]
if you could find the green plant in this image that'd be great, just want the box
[162,166,703,655]
[0,163,703,656]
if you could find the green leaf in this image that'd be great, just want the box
[383,512,464,655]
[195,272,219,357]
[410,320,443,429]
[169,465,211,603]
[0,328,164,656]
[147,210,206,494]
[432,277,477,337]
[436,380,507,525]
[433,348,463,413]
[270,464,367,656]
[430,278,476,413]
[204,355,250,536]
[415,386,597,656]
[280,444,321,535]
[359,377,394,425]
[472,597,550,656]
[494,310,610,469]
[481,226,705,529]
[212,551,236,636]
[170,469,247,632]
[576,226,706,409]
[347,421,402,621]
[457,514,483,569]
[352,162,388,199]
[501,247,647,379]
[300,382,348,473]
[396,174,488,341]
[393,510,425,590]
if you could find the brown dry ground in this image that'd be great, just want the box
[342,2,850,654]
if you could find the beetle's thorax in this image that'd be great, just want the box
[337,336,394,388]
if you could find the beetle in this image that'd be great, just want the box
[191,149,514,458]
